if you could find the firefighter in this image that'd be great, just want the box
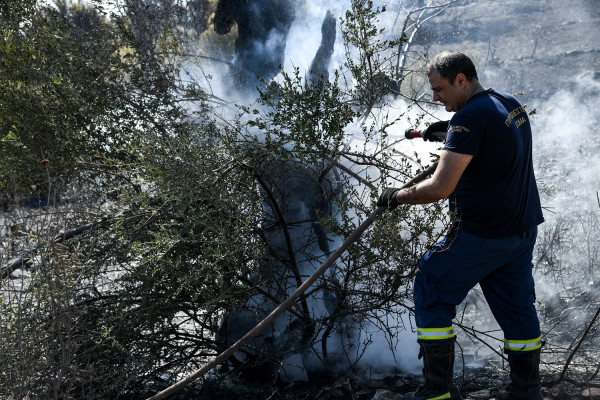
[377,51,545,400]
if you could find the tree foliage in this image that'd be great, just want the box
[1,0,123,196]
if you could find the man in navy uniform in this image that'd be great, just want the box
[378,51,545,400]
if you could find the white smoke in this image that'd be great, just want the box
[529,73,600,348]
[532,72,600,213]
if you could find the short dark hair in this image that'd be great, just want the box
[426,51,478,83]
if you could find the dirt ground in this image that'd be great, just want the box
[413,0,600,104]
[166,366,600,400]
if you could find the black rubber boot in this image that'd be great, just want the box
[404,341,462,400]
[497,349,543,400]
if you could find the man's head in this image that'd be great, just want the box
[426,51,482,112]
[426,51,478,83]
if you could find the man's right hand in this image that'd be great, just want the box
[377,188,400,210]
[423,120,449,142]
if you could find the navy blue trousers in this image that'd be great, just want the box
[413,226,542,354]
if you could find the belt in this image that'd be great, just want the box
[519,229,536,241]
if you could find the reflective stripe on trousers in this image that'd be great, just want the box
[417,326,455,341]
[504,336,542,351]
[428,392,451,400]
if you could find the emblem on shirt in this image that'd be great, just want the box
[451,125,471,133]
[505,106,527,127]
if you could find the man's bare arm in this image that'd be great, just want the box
[395,150,473,205]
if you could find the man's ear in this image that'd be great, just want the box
[455,73,468,88]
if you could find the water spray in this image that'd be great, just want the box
[147,130,445,400]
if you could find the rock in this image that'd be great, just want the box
[548,385,572,400]
[391,377,413,390]
[582,388,600,400]
[371,388,403,400]
[468,389,491,399]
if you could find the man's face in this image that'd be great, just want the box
[428,70,464,112]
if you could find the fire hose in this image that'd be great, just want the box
[147,129,444,400]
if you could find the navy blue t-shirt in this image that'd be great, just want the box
[443,88,544,238]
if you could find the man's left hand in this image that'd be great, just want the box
[423,120,449,142]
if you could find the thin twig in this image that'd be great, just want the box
[2,220,105,280]
[556,305,600,384]
[455,322,506,361]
